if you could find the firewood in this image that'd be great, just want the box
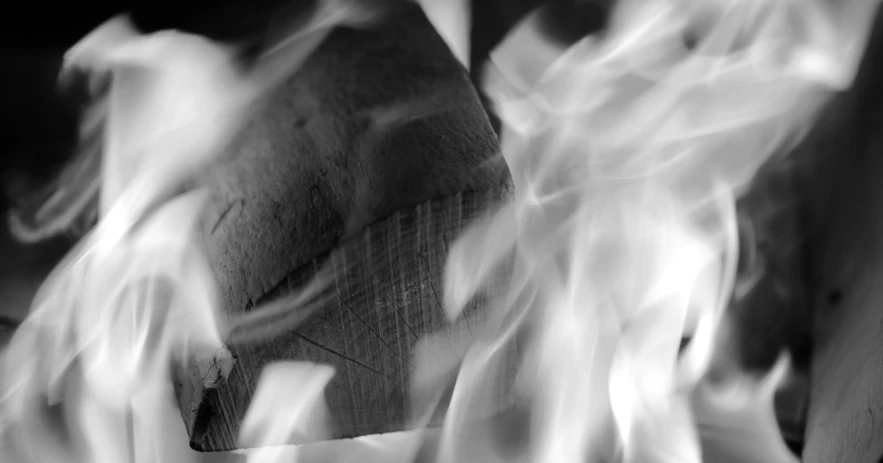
[799,109,883,462]
[798,6,883,462]
[774,5,883,462]
[175,2,513,451]
[178,188,518,451]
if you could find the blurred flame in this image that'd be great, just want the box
[431,0,880,462]
[0,3,380,462]
[0,16,239,463]
[417,0,472,67]
[1,0,880,463]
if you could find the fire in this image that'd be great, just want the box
[435,0,879,461]
[0,5,379,462]
[0,0,879,463]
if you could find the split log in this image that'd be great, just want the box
[799,6,883,462]
[175,2,514,451]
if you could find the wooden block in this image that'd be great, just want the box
[798,6,883,463]
[177,188,518,451]
[2,1,511,452]
[175,2,513,451]
[800,123,883,463]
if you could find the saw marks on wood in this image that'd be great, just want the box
[177,187,518,451]
[178,3,512,451]
[802,137,883,463]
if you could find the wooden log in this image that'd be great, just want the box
[175,2,514,451]
[178,188,518,451]
[797,6,883,463]
[802,153,883,463]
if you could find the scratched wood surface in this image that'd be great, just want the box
[197,1,507,326]
[177,187,518,451]
[173,2,513,451]
[797,6,883,463]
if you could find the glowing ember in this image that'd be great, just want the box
[0,0,880,462]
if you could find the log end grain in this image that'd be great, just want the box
[177,187,517,451]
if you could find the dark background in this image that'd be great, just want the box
[0,0,609,194]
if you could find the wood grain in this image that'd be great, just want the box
[798,6,883,463]
[177,187,518,451]
[175,2,514,451]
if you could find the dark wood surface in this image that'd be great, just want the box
[802,133,883,463]
[797,6,883,463]
[178,187,518,451]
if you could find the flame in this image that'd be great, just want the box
[0,17,239,463]
[0,3,380,462]
[432,0,880,462]
[416,0,472,67]
[1,0,880,462]
[238,362,334,462]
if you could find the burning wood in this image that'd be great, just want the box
[799,6,883,462]
[2,0,516,455]
[176,3,513,450]
[2,0,883,462]
[179,190,518,451]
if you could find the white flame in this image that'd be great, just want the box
[238,362,335,463]
[417,0,472,67]
[431,0,880,462]
[0,17,240,463]
[0,4,381,462]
